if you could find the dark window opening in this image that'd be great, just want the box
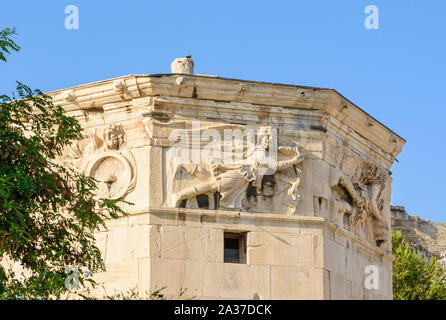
[376,240,384,248]
[261,175,276,194]
[224,238,239,263]
[214,192,221,209]
[179,193,222,210]
[245,182,257,201]
[196,194,209,209]
[224,232,247,264]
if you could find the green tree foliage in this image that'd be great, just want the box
[0,28,20,62]
[392,230,446,300]
[0,28,127,299]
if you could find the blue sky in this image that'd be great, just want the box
[1,1,445,221]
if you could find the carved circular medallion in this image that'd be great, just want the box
[85,152,132,199]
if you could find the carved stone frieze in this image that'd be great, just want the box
[328,160,390,246]
[61,125,136,200]
[166,125,308,214]
[85,151,135,199]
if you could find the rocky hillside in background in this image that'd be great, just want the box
[391,206,446,262]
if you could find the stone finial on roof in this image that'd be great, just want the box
[171,55,194,75]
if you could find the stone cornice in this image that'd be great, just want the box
[149,95,396,167]
[45,74,405,159]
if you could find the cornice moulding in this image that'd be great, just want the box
[45,74,405,159]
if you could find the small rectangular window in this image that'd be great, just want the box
[224,232,246,264]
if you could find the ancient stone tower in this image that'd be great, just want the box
[51,58,405,299]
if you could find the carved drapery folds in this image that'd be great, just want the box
[61,124,136,200]
[166,125,307,214]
